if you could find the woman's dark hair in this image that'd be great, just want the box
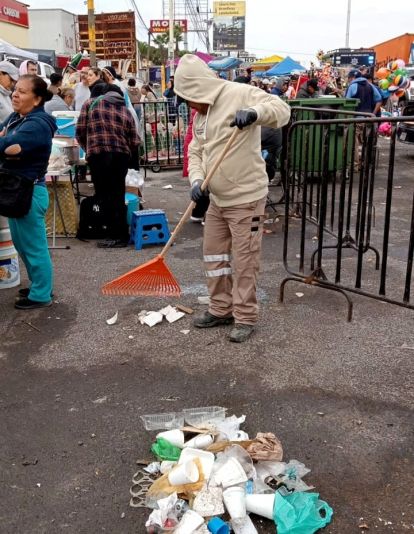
[142,84,156,96]
[127,78,136,87]
[90,81,107,98]
[20,74,53,106]
[103,84,124,97]
[88,67,102,78]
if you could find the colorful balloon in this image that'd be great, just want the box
[379,78,391,90]
[395,59,406,69]
[376,67,391,79]
[395,89,405,98]
[388,84,399,92]
[393,74,402,86]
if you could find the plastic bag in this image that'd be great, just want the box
[281,460,313,492]
[274,491,333,534]
[210,445,255,486]
[125,168,144,188]
[151,437,181,461]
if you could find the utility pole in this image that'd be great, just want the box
[168,0,175,74]
[345,0,351,48]
[87,0,96,66]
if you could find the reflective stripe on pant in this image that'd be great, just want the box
[8,185,53,302]
[203,197,266,325]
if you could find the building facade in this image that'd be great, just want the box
[29,9,78,56]
[0,0,30,47]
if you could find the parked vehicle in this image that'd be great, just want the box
[397,101,414,144]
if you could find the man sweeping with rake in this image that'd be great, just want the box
[174,54,291,342]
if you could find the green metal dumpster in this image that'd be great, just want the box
[288,98,359,172]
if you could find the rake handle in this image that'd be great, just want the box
[159,128,239,258]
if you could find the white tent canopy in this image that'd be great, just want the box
[0,38,38,61]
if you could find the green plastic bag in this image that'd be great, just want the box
[151,437,181,461]
[274,491,333,534]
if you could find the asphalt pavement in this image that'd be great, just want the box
[0,142,413,533]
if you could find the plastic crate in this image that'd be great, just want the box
[183,406,227,427]
[140,412,184,431]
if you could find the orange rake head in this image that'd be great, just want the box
[101,255,181,297]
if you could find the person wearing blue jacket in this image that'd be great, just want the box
[0,75,57,309]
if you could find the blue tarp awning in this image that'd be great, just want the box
[208,57,243,71]
[266,56,306,76]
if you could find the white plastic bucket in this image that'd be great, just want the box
[0,241,20,289]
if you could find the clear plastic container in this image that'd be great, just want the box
[140,412,185,431]
[183,406,227,427]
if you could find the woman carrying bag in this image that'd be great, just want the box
[0,75,57,309]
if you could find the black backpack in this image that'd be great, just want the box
[76,196,109,240]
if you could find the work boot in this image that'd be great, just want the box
[15,297,52,310]
[193,311,234,328]
[229,324,254,343]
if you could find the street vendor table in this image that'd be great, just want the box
[46,167,73,250]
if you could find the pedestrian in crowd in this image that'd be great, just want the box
[285,79,297,99]
[250,80,258,87]
[44,87,75,114]
[296,78,319,98]
[126,78,141,115]
[102,65,139,130]
[233,67,252,84]
[0,75,56,309]
[271,78,289,97]
[87,67,106,98]
[261,78,271,93]
[76,84,140,249]
[174,54,290,342]
[345,69,382,169]
[163,76,177,124]
[141,84,157,102]
[19,60,38,76]
[0,60,19,122]
[74,67,90,111]
[48,73,63,95]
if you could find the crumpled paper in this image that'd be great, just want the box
[246,432,283,461]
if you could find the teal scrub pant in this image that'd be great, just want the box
[8,185,53,303]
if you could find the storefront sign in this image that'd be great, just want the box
[150,19,188,34]
[0,0,29,28]
[213,1,246,51]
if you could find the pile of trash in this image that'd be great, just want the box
[131,407,333,533]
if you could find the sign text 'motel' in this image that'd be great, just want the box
[0,0,29,28]
[150,19,188,33]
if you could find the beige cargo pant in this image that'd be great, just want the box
[203,197,267,325]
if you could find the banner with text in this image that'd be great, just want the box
[213,1,246,52]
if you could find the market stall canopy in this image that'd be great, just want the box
[251,54,284,68]
[208,56,243,71]
[266,56,306,76]
[168,51,215,67]
[0,39,38,61]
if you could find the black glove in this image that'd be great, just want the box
[230,108,258,129]
[190,180,208,202]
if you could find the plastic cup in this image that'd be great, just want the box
[174,510,205,533]
[215,457,248,488]
[156,429,184,448]
[184,434,214,449]
[160,460,177,474]
[222,487,246,520]
[207,517,230,534]
[168,460,199,486]
[245,493,275,520]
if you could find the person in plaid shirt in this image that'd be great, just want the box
[76,84,140,248]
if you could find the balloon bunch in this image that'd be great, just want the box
[376,59,410,98]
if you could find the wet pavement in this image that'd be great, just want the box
[0,141,413,533]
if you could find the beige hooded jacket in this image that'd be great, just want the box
[174,54,291,207]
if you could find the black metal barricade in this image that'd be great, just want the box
[138,100,190,173]
[280,111,414,321]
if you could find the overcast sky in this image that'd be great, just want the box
[29,0,413,65]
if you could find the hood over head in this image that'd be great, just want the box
[102,84,125,105]
[174,54,225,105]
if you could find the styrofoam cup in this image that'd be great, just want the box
[156,429,184,448]
[168,460,199,486]
[223,486,246,519]
[215,457,248,488]
[183,434,214,449]
[174,510,204,533]
[245,493,275,520]
[160,460,177,474]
